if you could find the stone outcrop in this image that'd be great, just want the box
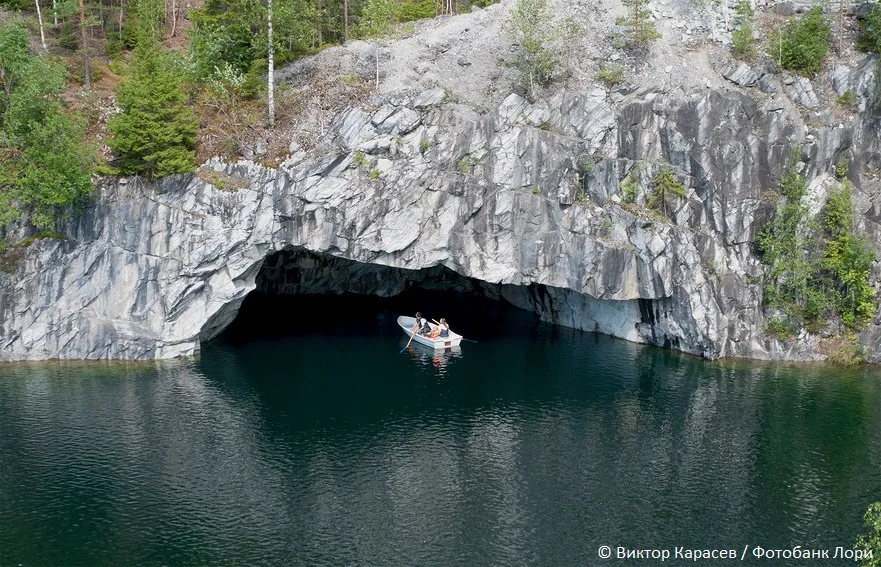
[1,52,879,362]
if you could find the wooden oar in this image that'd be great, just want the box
[400,324,417,353]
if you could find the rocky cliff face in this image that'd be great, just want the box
[0,40,879,362]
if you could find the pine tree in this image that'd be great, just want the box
[108,36,197,178]
[615,0,660,48]
[648,164,686,218]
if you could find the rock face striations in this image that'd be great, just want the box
[0,45,879,362]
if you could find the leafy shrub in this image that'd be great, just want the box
[621,177,637,203]
[822,183,877,329]
[818,333,866,365]
[457,154,476,173]
[857,2,881,53]
[420,140,433,153]
[834,157,850,178]
[359,0,398,38]
[757,168,817,322]
[596,63,625,86]
[837,89,859,107]
[0,20,95,230]
[769,6,830,76]
[766,317,796,341]
[189,0,264,80]
[353,151,369,168]
[396,0,435,22]
[504,0,577,98]
[731,0,756,59]
[856,502,881,567]
[758,171,878,337]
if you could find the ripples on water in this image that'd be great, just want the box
[0,293,879,566]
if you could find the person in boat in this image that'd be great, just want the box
[413,312,431,336]
[428,318,450,340]
[420,317,432,336]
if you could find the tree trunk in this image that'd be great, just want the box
[35,0,48,50]
[119,0,124,41]
[633,0,639,44]
[267,0,275,128]
[343,0,348,40]
[170,0,177,37]
[52,0,58,27]
[80,0,91,90]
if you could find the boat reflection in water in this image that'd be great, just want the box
[405,341,463,375]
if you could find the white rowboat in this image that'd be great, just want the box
[397,316,463,349]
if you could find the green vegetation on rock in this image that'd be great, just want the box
[108,33,198,178]
[768,6,830,76]
[456,154,476,174]
[837,89,859,108]
[857,2,881,53]
[615,0,660,48]
[822,183,877,328]
[757,166,877,343]
[596,63,625,86]
[358,0,398,38]
[0,19,95,231]
[504,0,577,98]
[621,177,638,204]
[648,164,686,217]
[856,502,881,567]
[731,0,757,59]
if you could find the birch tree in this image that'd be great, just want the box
[267,0,274,127]
[79,0,90,90]
[35,0,48,50]
[359,0,396,91]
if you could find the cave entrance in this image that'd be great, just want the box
[213,249,545,345]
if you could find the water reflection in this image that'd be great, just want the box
[405,343,463,375]
[0,309,879,566]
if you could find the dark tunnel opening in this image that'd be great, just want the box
[214,248,552,346]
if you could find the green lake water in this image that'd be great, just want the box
[1,292,879,565]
